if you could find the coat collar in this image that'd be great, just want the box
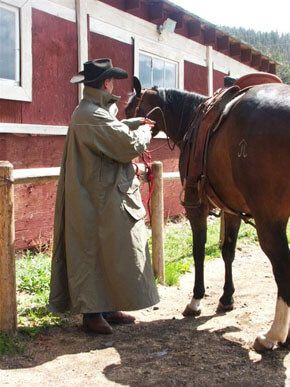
[83,86,120,109]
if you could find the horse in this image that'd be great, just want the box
[125,77,290,351]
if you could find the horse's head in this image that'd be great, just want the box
[125,77,165,137]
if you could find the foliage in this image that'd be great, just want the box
[17,251,65,335]
[0,252,66,356]
[0,333,26,356]
[159,217,258,287]
[221,26,290,84]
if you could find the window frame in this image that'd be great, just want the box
[139,51,178,89]
[0,0,32,101]
[0,2,20,85]
[134,36,184,90]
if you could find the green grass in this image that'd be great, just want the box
[17,251,64,335]
[0,251,66,356]
[161,218,290,287]
[158,216,259,287]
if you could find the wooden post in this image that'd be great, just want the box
[75,0,88,102]
[206,45,213,97]
[0,162,17,334]
[151,161,165,284]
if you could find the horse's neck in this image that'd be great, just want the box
[159,89,207,144]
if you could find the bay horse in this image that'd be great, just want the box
[125,77,290,351]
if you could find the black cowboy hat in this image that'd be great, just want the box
[70,58,128,84]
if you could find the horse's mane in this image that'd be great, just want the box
[157,88,207,117]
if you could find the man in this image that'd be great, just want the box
[49,58,159,334]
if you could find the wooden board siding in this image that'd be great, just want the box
[15,181,57,249]
[213,69,227,92]
[89,31,134,118]
[184,60,208,95]
[0,134,64,169]
[0,101,22,123]
[0,9,78,126]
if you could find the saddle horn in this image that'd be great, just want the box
[133,76,142,97]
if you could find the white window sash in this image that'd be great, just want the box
[139,51,178,89]
[134,36,184,89]
[0,0,32,101]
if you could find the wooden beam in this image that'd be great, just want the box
[169,12,183,29]
[151,162,165,284]
[206,46,213,96]
[260,58,270,72]
[269,63,276,74]
[0,161,17,334]
[204,27,216,45]
[230,42,241,56]
[149,2,164,21]
[217,35,229,51]
[75,0,88,102]
[251,53,262,67]
[124,0,140,10]
[187,19,201,37]
[241,49,252,64]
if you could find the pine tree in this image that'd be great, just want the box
[221,27,290,84]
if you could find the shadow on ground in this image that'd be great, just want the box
[0,314,288,386]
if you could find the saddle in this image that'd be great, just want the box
[180,72,283,215]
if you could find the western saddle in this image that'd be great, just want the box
[180,72,283,219]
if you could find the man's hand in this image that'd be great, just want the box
[140,118,156,128]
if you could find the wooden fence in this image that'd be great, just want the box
[0,161,179,334]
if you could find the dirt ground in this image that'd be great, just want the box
[1,243,290,386]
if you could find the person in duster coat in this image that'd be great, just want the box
[49,58,159,334]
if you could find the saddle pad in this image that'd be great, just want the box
[235,72,282,89]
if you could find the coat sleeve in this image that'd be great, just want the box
[75,109,152,163]
[121,117,143,131]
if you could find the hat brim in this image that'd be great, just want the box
[70,67,128,84]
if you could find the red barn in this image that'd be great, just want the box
[0,0,276,249]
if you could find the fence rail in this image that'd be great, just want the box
[12,167,179,184]
[0,161,180,334]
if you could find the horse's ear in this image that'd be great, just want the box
[133,76,142,97]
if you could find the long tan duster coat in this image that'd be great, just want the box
[49,86,159,314]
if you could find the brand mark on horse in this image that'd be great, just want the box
[238,139,248,158]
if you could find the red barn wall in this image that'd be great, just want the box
[0,9,78,125]
[89,32,134,118]
[0,135,64,169]
[184,61,208,95]
[213,69,227,92]
[0,9,78,249]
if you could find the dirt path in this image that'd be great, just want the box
[1,243,290,386]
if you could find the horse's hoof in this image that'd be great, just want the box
[216,301,234,313]
[253,335,274,352]
[182,304,201,317]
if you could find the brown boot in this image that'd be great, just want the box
[103,311,136,325]
[83,315,113,334]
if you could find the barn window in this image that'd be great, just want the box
[139,52,177,88]
[0,3,20,84]
[0,0,31,102]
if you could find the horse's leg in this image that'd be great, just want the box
[217,212,241,312]
[253,218,290,351]
[183,204,208,317]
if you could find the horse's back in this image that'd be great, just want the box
[209,83,290,218]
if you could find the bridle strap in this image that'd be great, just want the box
[134,88,176,151]
[133,89,148,118]
[144,106,175,151]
